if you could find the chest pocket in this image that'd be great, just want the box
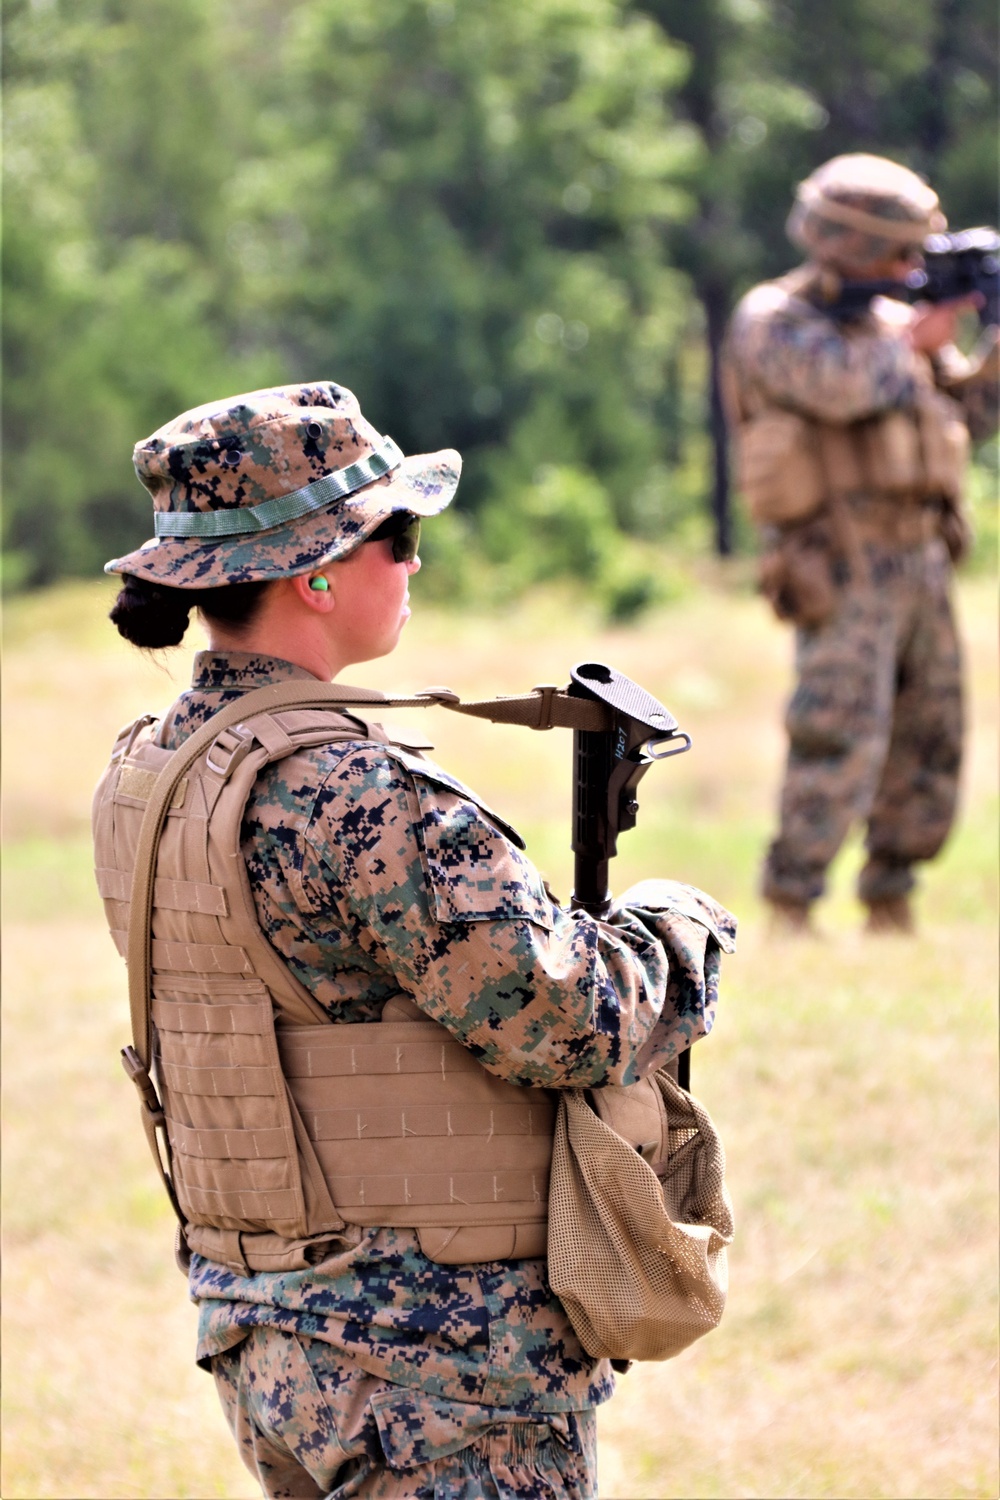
[389,750,554,931]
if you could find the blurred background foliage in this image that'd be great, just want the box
[3,0,997,608]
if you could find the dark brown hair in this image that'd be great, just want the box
[109,573,272,649]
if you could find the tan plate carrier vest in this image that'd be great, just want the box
[94,679,638,1277]
[725,271,970,532]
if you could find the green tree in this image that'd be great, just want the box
[1,0,270,584]
[3,0,702,592]
[4,0,995,588]
[221,0,699,543]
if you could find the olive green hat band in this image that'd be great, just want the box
[153,433,404,539]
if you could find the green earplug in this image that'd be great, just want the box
[309,575,329,592]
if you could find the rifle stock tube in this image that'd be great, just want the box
[571,718,618,913]
[572,855,610,916]
[565,662,694,1088]
[572,727,616,853]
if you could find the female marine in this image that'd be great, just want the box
[95,381,734,1499]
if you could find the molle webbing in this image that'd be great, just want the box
[150,983,313,1236]
[280,1020,553,1225]
[96,680,595,1268]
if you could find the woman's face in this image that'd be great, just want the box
[327,529,421,668]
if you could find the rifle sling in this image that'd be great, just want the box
[126,679,611,1072]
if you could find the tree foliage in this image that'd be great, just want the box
[3,0,698,596]
[2,0,997,594]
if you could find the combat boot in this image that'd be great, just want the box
[864,895,914,934]
[766,897,814,935]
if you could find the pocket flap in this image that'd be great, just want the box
[388,750,553,929]
[387,749,526,849]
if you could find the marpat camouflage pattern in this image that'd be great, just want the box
[212,1327,597,1498]
[727,277,921,424]
[105,382,461,589]
[151,651,735,1495]
[725,245,993,911]
[761,533,962,904]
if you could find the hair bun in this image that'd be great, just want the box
[109,574,193,649]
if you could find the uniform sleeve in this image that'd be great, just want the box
[934,327,1000,444]
[728,286,919,424]
[294,746,733,1090]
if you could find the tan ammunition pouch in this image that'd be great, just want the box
[913,384,969,503]
[757,520,839,628]
[734,409,826,525]
[733,371,969,628]
[735,400,968,529]
[729,322,969,531]
[94,682,677,1276]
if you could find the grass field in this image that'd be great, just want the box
[2,569,997,1500]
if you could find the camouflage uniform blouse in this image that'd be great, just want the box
[164,651,733,1413]
[726,266,997,438]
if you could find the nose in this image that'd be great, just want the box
[407,555,421,574]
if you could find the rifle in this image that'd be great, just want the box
[910,228,1000,325]
[824,226,1000,326]
[565,662,693,1087]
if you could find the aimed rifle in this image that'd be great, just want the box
[565,662,693,1086]
[825,226,1000,326]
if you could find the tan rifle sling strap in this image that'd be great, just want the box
[121,677,611,1236]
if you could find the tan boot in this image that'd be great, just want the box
[767,897,814,935]
[864,895,914,934]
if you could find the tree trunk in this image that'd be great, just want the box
[633,0,733,554]
[918,0,963,162]
[701,281,732,556]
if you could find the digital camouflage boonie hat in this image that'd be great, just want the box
[105,381,461,588]
[787,153,947,270]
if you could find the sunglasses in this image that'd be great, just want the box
[368,511,421,563]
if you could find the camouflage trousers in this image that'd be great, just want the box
[763,535,963,906]
[211,1327,598,1499]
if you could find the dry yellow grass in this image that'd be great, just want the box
[2,572,996,1499]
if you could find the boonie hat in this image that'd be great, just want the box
[105,381,461,588]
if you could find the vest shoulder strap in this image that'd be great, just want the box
[126,679,612,1071]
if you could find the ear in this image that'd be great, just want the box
[290,571,336,612]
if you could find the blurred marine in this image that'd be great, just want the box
[723,153,999,933]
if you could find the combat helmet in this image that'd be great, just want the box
[106,381,461,588]
[787,153,947,272]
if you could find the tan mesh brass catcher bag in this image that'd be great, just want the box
[547,1069,733,1363]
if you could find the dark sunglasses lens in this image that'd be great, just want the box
[370,512,420,562]
[388,516,420,562]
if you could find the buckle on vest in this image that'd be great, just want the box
[121,1045,165,1125]
[205,723,254,779]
